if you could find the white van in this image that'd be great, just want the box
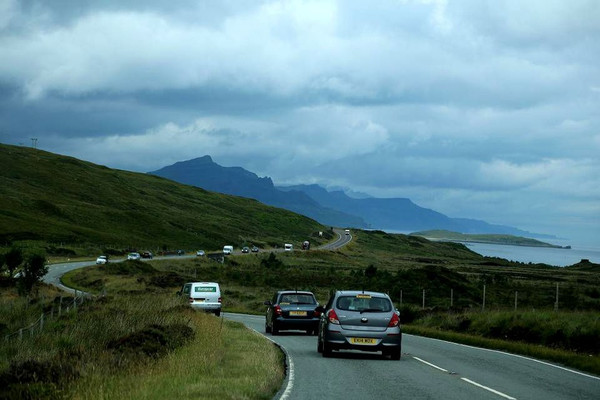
[284,243,293,251]
[223,245,233,255]
[181,282,222,316]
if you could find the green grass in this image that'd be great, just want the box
[0,290,283,399]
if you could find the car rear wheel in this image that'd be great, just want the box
[322,339,332,357]
[265,321,271,333]
[214,310,221,317]
[388,347,401,360]
[272,324,279,335]
[317,337,323,353]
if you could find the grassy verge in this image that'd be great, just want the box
[0,290,283,399]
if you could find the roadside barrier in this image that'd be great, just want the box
[3,290,94,342]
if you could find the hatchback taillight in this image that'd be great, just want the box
[328,309,340,324]
[388,312,400,327]
[274,305,282,316]
[313,309,322,318]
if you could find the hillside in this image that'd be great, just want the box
[0,144,325,254]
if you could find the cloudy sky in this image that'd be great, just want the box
[1,0,599,246]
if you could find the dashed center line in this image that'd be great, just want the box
[413,356,517,399]
[461,378,516,400]
[413,356,448,372]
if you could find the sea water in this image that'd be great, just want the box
[382,229,600,267]
[464,242,600,267]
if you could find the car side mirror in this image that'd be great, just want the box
[264,300,272,306]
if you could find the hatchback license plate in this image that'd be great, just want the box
[289,311,307,316]
[350,337,377,345]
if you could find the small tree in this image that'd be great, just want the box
[5,247,23,278]
[18,253,48,295]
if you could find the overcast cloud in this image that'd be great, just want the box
[1,0,599,246]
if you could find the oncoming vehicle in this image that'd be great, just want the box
[264,290,321,335]
[180,282,222,316]
[284,243,293,251]
[242,246,250,253]
[223,245,233,255]
[317,290,401,360]
[251,246,259,253]
[127,252,141,261]
[196,250,205,257]
[141,251,153,259]
[345,229,350,235]
[96,255,108,265]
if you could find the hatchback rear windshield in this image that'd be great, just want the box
[279,294,316,305]
[336,295,392,312]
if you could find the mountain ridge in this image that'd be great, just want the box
[149,156,550,238]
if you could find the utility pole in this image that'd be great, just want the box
[30,138,38,149]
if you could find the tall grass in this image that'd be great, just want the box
[0,290,283,399]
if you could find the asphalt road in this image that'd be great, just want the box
[224,313,600,400]
[43,229,352,290]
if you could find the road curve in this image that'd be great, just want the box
[225,313,600,400]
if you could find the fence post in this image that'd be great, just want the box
[19,328,23,340]
[40,313,44,332]
[482,284,486,311]
[59,296,63,317]
[554,283,559,311]
[422,289,425,310]
[514,291,518,311]
[450,288,454,308]
[400,290,403,306]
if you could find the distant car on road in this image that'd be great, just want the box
[223,245,233,255]
[317,290,401,360]
[284,243,293,251]
[264,290,321,335]
[141,251,153,259]
[345,229,350,235]
[127,252,141,261]
[251,246,259,253]
[242,246,250,253]
[96,255,108,264]
[177,250,185,256]
[196,250,205,257]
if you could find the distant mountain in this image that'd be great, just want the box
[148,156,368,228]
[281,184,544,237]
[149,156,545,237]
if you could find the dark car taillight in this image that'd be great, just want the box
[388,312,400,327]
[327,309,340,324]
[274,305,282,316]
[313,309,321,317]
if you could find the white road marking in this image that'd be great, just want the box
[461,377,517,400]
[413,356,448,372]
[413,356,517,399]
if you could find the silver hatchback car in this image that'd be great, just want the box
[317,290,402,360]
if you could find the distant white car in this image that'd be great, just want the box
[96,255,109,264]
[196,250,205,256]
[127,252,141,261]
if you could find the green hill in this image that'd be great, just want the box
[0,144,325,255]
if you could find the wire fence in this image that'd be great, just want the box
[3,290,95,342]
